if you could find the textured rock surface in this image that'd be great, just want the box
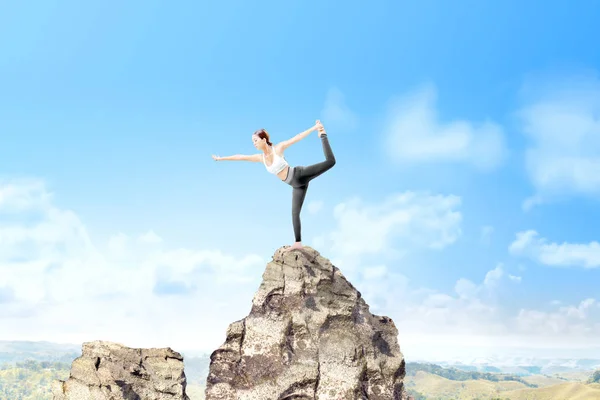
[52,340,190,400]
[205,246,409,400]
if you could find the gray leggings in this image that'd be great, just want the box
[284,134,336,242]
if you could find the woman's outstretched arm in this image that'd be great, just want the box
[278,122,319,151]
[212,154,261,162]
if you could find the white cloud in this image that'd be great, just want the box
[508,274,522,283]
[385,263,520,337]
[454,263,519,301]
[0,179,265,351]
[383,84,506,171]
[306,200,323,215]
[355,259,598,355]
[515,298,599,336]
[483,263,505,287]
[517,72,600,208]
[138,230,163,244]
[108,233,129,253]
[361,264,387,280]
[509,230,600,268]
[321,87,358,132]
[455,278,479,299]
[0,179,53,211]
[312,191,462,260]
[522,195,544,212]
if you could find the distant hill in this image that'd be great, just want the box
[588,369,600,384]
[405,370,531,399]
[503,381,600,400]
[519,366,542,375]
[436,358,600,376]
[406,362,537,387]
[406,371,600,400]
[0,340,81,353]
[0,340,80,366]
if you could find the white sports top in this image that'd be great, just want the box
[262,146,289,174]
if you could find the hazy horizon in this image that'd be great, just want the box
[4,338,600,367]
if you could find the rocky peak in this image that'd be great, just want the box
[52,340,189,399]
[205,246,409,400]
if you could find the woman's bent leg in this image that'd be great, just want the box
[298,135,336,182]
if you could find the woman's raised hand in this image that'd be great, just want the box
[315,120,326,137]
[212,155,221,161]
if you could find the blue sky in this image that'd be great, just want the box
[1,0,600,360]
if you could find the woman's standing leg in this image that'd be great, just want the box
[291,185,308,243]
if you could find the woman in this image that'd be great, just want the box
[212,120,336,251]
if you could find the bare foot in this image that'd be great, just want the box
[283,242,303,252]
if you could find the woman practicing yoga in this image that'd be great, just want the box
[212,120,336,251]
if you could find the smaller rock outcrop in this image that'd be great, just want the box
[52,340,190,400]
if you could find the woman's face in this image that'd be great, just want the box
[252,134,266,150]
